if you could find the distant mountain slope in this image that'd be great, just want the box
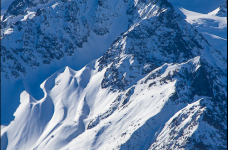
[217,0,227,17]
[1,0,227,149]
[167,0,224,14]
[1,0,129,79]
[1,0,130,124]
[168,0,227,61]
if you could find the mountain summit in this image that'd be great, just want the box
[1,0,227,149]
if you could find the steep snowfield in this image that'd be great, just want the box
[1,57,223,150]
[1,0,227,126]
[180,7,227,56]
[168,0,224,14]
[1,0,227,149]
[2,55,226,149]
[1,0,129,125]
[182,7,227,58]
[169,0,227,58]
[180,8,227,31]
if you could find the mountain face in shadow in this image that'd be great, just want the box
[1,0,227,149]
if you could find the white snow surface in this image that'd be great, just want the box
[1,0,227,149]
[1,0,129,125]
[168,0,227,59]
[180,8,227,30]
[2,57,216,150]
[168,0,225,14]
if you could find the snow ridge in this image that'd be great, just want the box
[1,0,227,149]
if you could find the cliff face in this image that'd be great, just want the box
[1,0,227,149]
[217,0,227,16]
[1,0,128,78]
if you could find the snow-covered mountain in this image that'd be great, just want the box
[169,0,227,59]
[217,0,227,17]
[1,0,227,149]
[1,0,130,124]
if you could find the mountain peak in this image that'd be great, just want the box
[1,0,227,149]
[217,0,227,16]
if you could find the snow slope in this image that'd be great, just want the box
[1,56,226,149]
[179,7,227,39]
[1,0,129,125]
[1,0,227,126]
[1,0,227,149]
[168,0,227,58]
[168,0,224,14]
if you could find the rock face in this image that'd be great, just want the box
[1,0,227,150]
[176,0,227,60]
[217,0,227,16]
[1,0,128,78]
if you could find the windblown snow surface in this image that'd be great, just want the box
[1,0,227,149]
[169,0,227,57]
